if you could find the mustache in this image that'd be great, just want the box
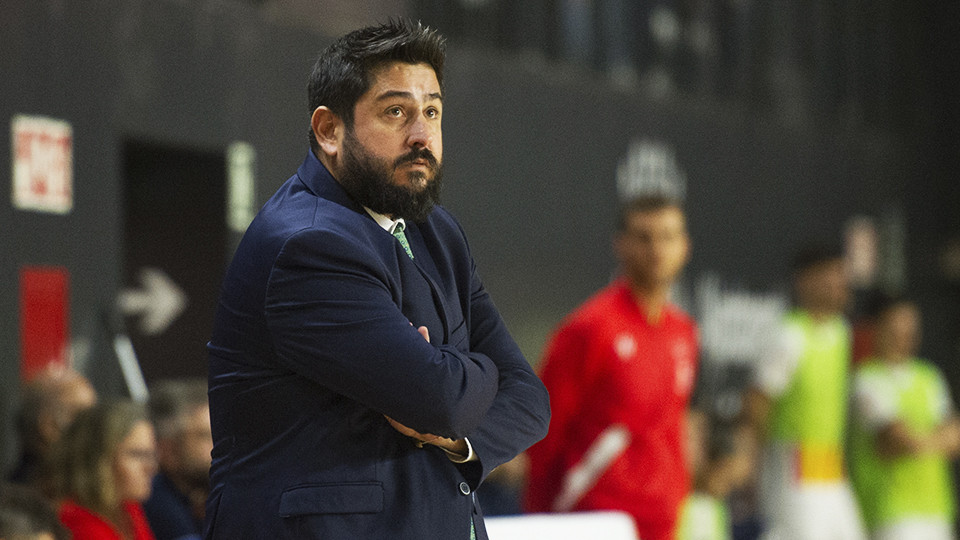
[394,148,439,170]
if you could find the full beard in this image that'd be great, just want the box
[337,129,443,223]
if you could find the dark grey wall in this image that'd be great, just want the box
[0,0,939,471]
[0,0,324,470]
[440,48,912,356]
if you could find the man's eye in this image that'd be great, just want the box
[387,107,403,117]
[426,108,440,118]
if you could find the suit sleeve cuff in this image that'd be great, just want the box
[442,437,477,463]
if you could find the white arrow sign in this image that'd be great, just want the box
[118,267,188,335]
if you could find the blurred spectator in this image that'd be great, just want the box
[51,400,157,540]
[850,297,960,540]
[525,195,697,540]
[9,367,97,494]
[0,483,68,540]
[744,244,867,540]
[676,413,756,540]
[143,379,212,540]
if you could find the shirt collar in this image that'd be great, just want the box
[364,207,405,234]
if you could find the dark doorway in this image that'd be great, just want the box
[121,140,226,383]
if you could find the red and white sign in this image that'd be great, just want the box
[11,114,73,214]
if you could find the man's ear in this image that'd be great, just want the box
[311,106,342,158]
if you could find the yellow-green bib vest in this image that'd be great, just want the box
[769,310,850,481]
[851,359,956,529]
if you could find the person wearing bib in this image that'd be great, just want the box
[850,297,960,540]
[745,244,867,540]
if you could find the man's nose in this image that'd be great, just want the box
[407,115,433,148]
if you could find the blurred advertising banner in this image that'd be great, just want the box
[11,114,73,214]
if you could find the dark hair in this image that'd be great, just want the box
[307,19,446,152]
[790,242,844,276]
[869,292,915,320]
[148,378,208,440]
[616,194,684,232]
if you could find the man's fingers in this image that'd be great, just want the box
[384,415,440,445]
[417,325,430,342]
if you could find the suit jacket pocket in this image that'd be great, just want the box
[279,482,384,516]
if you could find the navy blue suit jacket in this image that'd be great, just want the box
[204,151,550,539]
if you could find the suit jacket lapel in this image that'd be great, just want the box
[405,221,454,344]
[296,152,455,344]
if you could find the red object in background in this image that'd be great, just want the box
[852,321,876,365]
[19,267,70,380]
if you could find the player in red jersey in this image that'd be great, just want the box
[525,195,698,540]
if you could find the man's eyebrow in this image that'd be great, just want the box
[375,90,443,102]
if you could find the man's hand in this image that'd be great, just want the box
[385,415,442,446]
[415,325,429,343]
[935,416,960,456]
[385,416,469,455]
[383,324,469,457]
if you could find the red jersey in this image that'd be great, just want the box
[59,499,156,540]
[525,279,698,540]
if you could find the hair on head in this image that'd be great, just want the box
[148,378,208,441]
[307,19,446,152]
[790,242,844,275]
[51,399,148,519]
[616,194,684,232]
[867,291,915,320]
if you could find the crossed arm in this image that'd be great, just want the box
[386,325,471,458]
[265,227,549,480]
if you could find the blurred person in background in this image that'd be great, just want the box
[744,244,867,540]
[9,367,98,495]
[0,483,68,540]
[850,296,960,540]
[143,379,211,540]
[9,365,97,493]
[525,195,698,540]
[52,400,157,540]
[676,413,756,540]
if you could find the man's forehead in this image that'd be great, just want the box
[627,207,686,226]
[367,61,441,93]
[371,89,443,103]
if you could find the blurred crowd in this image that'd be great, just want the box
[2,199,956,540]
[1,374,210,540]
[478,197,957,540]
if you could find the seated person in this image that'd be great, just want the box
[9,367,97,495]
[143,379,211,540]
[51,400,157,540]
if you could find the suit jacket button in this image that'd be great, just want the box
[459,482,471,495]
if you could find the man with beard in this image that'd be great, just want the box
[203,20,550,540]
[143,379,212,540]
